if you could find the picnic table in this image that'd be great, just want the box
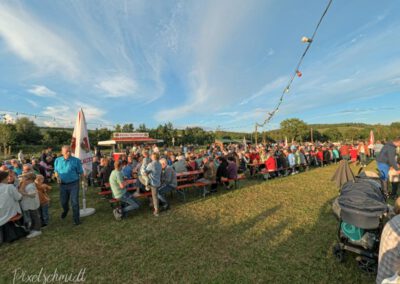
[176,170,207,201]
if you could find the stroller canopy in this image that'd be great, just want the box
[338,177,388,229]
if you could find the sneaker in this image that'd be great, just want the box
[113,208,122,221]
[153,210,159,217]
[27,230,42,239]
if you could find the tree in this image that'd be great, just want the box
[14,117,42,144]
[137,124,147,132]
[389,122,400,140]
[42,130,72,148]
[89,128,113,146]
[0,123,16,156]
[343,127,360,141]
[122,123,134,132]
[280,118,309,142]
[323,128,343,142]
[374,124,390,141]
[114,124,122,132]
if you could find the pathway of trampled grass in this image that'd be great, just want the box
[0,162,377,283]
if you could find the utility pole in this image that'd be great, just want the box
[254,124,258,145]
[310,128,314,143]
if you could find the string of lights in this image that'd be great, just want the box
[0,109,115,128]
[255,0,333,128]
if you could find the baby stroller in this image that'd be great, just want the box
[332,173,389,274]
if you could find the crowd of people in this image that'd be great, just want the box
[1,139,400,282]
[84,139,398,221]
[0,149,54,242]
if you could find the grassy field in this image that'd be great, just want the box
[0,163,378,283]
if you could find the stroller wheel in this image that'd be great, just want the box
[356,256,377,274]
[332,244,346,263]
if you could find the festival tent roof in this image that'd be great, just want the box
[98,140,116,146]
[112,137,159,143]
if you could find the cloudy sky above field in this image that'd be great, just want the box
[0,0,399,131]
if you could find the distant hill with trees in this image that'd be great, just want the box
[1,117,399,156]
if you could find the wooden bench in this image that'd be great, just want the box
[221,174,246,189]
[176,182,208,201]
[175,170,206,201]
[108,191,151,204]
[98,179,137,197]
[98,187,138,196]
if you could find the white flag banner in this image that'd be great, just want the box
[71,108,95,217]
[369,130,375,146]
[71,109,93,175]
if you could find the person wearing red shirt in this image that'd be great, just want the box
[340,144,350,160]
[265,154,277,172]
[349,146,358,162]
[316,148,324,167]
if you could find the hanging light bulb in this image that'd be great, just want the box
[284,87,290,93]
[296,70,302,77]
[301,36,312,43]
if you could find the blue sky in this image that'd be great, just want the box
[0,0,399,131]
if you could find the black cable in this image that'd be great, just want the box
[256,0,333,128]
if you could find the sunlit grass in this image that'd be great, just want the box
[0,162,377,283]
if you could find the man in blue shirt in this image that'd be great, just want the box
[376,138,400,198]
[121,160,133,179]
[54,145,84,225]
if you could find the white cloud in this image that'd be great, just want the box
[26,99,39,108]
[95,75,137,98]
[216,112,238,117]
[41,103,108,129]
[0,3,80,77]
[267,48,275,56]
[240,76,287,105]
[155,0,260,121]
[27,85,56,97]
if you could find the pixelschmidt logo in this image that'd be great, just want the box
[12,268,87,284]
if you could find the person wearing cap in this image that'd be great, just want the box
[376,138,400,197]
[54,145,84,225]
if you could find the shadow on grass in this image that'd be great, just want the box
[0,166,377,284]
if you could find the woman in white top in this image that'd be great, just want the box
[0,171,27,243]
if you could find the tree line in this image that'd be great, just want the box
[0,118,216,154]
[1,117,400,155]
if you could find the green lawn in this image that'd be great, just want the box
[0,163,377,283]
